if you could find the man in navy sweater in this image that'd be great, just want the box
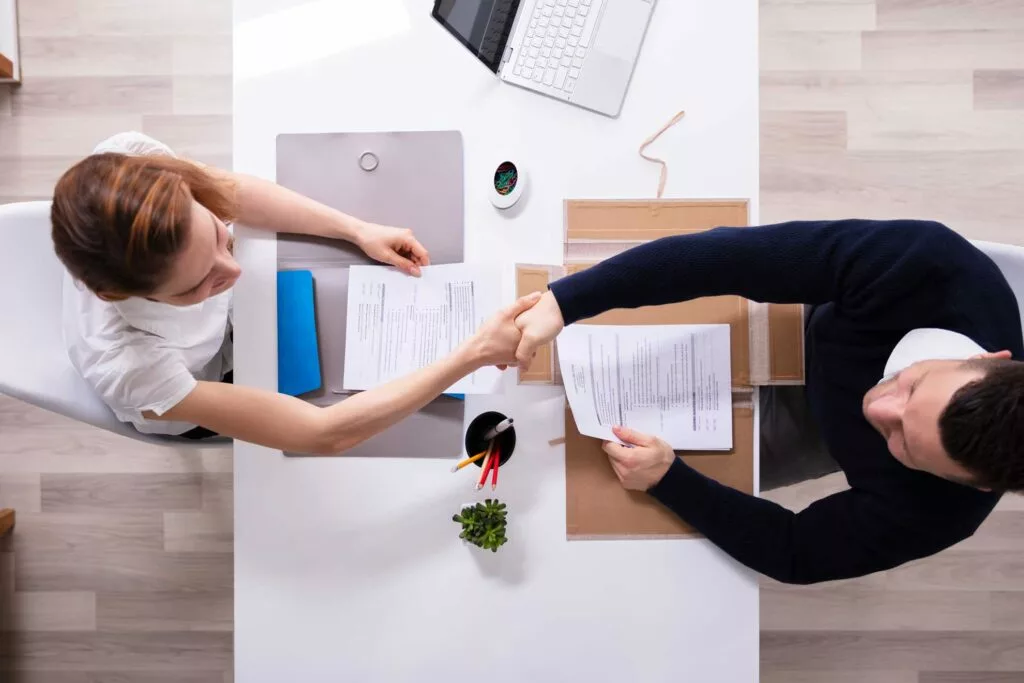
[514,219,1024,584]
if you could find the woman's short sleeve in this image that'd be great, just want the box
[92,132,176,157]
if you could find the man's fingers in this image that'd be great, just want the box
[608,457,628,484]
[602,440,633,464]
[602,443,631,483]
[504,291,543,319]
[515,341,537,370]
[612,425,654,447]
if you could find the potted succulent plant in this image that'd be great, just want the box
[453,499,508,553]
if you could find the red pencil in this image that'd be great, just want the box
[476,445,495,490]
[491,447,500,490]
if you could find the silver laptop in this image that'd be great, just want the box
[432,0,656,117]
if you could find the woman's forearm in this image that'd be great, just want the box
[158,291,539,452]
[317,345,481,453]
[231,171,367,244]
[159,343,483,455]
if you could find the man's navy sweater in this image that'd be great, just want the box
[549,219,1022,584]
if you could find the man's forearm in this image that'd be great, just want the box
[647,459,809,582]
[647,458,948,584]
[548,219,961,326]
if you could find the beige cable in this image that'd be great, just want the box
[638,110,686,198]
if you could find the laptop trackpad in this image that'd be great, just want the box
[574,51,632,116]
[592,0,651,60]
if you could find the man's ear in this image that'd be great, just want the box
[971,350,1012,360]
[96,291,129,303]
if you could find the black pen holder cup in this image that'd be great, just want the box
[464,411,516,467]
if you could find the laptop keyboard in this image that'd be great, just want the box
[512,0,601,95]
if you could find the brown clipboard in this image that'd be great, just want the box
[515,199,803,538]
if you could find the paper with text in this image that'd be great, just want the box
[343,264,502,394]
[557,324,733,450]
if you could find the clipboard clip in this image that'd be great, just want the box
[359,151,379,172]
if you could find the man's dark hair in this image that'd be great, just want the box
[940,358,1024,492]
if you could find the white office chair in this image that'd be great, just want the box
[0,200,209,446]
[972,240,1024,333]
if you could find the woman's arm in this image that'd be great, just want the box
[219,170,430,276]
[159,347,475,455]
[151,292,541,454]
[231,172,366,241]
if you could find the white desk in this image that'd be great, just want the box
[232,1,760,681]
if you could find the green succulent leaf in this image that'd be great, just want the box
[453,499,510,552]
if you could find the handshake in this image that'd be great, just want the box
[460,288,677,492]
[461,290,566,374]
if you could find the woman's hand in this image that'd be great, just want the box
[357,222,431,276]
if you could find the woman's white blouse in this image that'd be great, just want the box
[62,132,232,435]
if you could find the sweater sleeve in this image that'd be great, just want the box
[550,219,965,325]
[648,459,983,584]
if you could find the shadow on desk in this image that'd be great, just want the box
[254,393,565,589]
[329,485,531,587]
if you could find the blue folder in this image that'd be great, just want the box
[277,270,323,396]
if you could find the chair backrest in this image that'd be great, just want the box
[971,240,1024,335]
[0,201,182,445]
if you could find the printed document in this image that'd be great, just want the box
[344,264,502,394]
[557,324,733,449]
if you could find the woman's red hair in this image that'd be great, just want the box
[51,153,237,299]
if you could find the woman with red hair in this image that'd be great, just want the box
[52,133,536,453]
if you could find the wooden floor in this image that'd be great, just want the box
[0,0,234,681]
[0,0,1022,681]
[760,0,1024,681]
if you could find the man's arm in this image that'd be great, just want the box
[514,219,964,367]
[602,426,994,584]
[551,219,962,325]
[650,459,975,584]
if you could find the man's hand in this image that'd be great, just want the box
[357,222,431,276]
[602,426,676,491]
[513,290,565,370]
[463,292,543,369]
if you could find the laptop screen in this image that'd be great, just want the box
[432,0,522,73]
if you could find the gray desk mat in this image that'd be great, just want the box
[276,131,465,458]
